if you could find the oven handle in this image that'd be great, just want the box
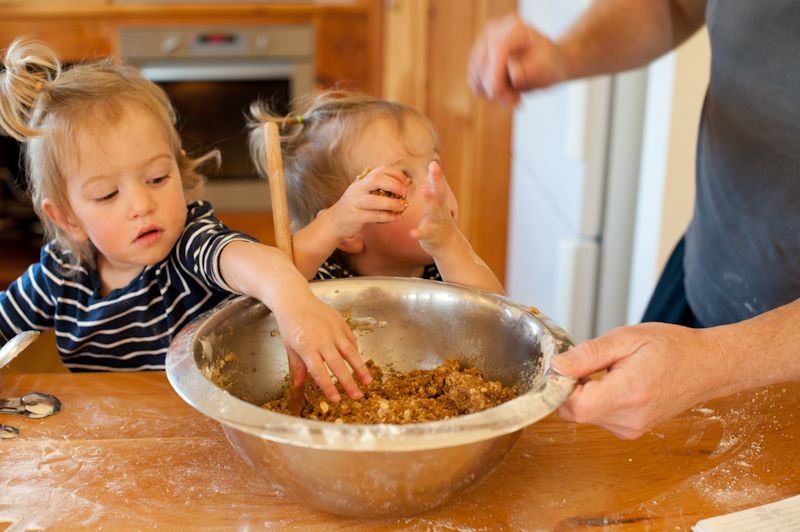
[140,62,300,82]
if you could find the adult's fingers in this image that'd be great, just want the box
[485,14,533,105]
[467,26,490,97]
[551,327,644,379]
[556,368,653,440]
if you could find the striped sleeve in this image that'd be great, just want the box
[0,244,61,342]
[314,253,354,280]
[175,202,257,293]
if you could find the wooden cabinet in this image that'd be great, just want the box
[0,19,115,59]
[0,2,381,94]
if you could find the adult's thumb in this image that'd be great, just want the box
[551,332,632,379]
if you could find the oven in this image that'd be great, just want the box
[120,25,315,211]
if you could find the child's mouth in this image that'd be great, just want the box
[135,228,162,244]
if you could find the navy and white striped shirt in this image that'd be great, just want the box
[314,251,442,281]
[0,202,255,371]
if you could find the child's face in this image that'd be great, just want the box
[347,115,458,272]
[57,102,187,278]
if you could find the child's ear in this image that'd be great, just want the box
[41,199,89,242]
[337,234,364,255]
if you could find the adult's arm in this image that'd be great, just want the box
[558,0,707,80]
[552,299,800,439]
[469,0,708,106]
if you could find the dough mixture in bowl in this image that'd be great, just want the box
[263,358,519,424]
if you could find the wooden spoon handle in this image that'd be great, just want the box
[264,121,294,261]
[263,121,305,415]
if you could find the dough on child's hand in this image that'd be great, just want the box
[356,166,409,208]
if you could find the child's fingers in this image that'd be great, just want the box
[303,351,343,403]
[426,161,459,221]
[287,351,308,388]
[336,332,372,386]
[353,193,408,214]
[322,346,364,400]
[426,161,448,200]
[370,171,408,196]
[354,166,408,197]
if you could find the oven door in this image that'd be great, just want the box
[121,23,315,213]
[139,59,313,212]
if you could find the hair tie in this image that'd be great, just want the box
[296,115,303,124]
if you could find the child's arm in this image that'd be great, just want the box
[292,166,408,279]
[218,241,372,401]
[410,161,505,294]
[1,249,60,343]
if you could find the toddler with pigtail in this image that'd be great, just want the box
[0,38,371,402]
[248,90,503,294]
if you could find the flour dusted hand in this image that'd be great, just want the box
[323,165,409,238]
[410,161,460,254]
[275,292,371,402]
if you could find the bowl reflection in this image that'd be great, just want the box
[166,277,575,517]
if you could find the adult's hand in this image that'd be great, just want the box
[468,12,568,107]
[551,322,724,439]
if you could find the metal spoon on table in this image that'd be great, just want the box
[0,424,20,439]
[0,331,56,439]
[0,392,61,418]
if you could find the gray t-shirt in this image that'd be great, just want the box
[684,0,800,326]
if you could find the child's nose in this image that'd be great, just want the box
[129,185,155,217]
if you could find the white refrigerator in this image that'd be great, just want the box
[505,0,649,342]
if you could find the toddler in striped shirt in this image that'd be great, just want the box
[0,38,370,403]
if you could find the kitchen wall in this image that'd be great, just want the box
[506,2,712,342]
[382,0,516,283]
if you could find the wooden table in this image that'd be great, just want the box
[1,372,797,530]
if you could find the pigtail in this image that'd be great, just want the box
[247,100,303,181]
[0,37,61,141]
[247,90,421,232]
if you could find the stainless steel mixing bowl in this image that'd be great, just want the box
[166,277,576,517]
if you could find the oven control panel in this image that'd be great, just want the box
[119,26,313,59]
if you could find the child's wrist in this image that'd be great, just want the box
[305,208,345,249]
[315,208,346,242]
[427,228,469,257]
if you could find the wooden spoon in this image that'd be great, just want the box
[264,121,306,416]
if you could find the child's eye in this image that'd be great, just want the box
[94,190,118,203]
[149,175,169,185]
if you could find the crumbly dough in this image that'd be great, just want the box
[263,358,519,424]
[356,166,409,208]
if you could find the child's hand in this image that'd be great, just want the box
[324,165,409,239]
[410,161,461,254]
[274,293,372,402]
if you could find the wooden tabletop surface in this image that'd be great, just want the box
[1,371,797,530]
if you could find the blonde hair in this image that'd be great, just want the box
[248,89,438,232]
[0,37,219,269]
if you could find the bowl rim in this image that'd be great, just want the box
[166,277,577,452]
